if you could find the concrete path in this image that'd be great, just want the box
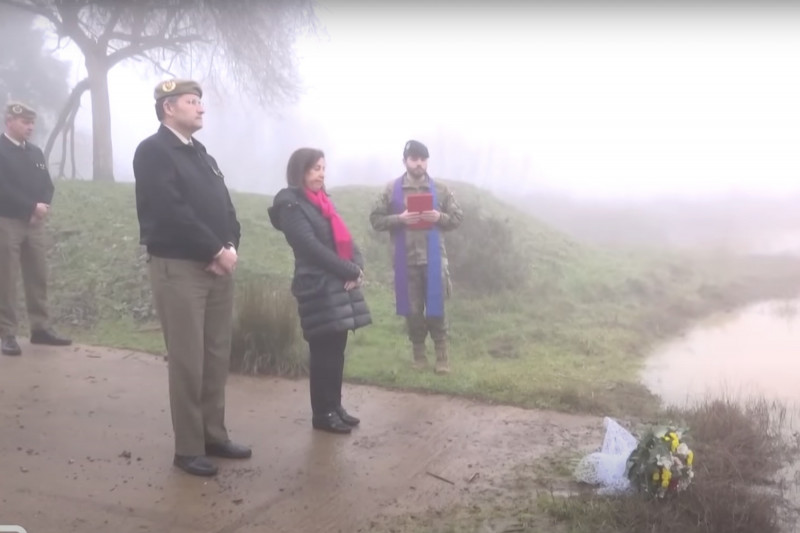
[0,343,599,533]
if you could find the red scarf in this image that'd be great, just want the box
[304,188,354,260]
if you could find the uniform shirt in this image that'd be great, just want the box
[4,132,23,147]
[163,125,192,145]
[369,173,463,266]
[0,133,55,221]
[132,125,240,262]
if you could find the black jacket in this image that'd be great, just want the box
[132,125,240,262]
[268,187,372,341]
[0,135,55,221]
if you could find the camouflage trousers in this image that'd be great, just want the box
[405,264,451,345]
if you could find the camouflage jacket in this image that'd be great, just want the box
[369,173,463,266]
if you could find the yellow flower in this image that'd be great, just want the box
[671,438,679,452]
[687,451,694,466]
[652,471,660,481]
[661,468,672,488]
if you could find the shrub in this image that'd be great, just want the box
[543,395,795,533]
[446,202,530,295]
[229,277,308,378]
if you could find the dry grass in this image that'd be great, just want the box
[541,396,799,533]
[229,277,308,378]
[675,396,791,486]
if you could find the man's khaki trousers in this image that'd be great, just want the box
[0,216,49,337]
[148,256,234,457]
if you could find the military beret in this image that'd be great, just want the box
[5,101,36,119]
[153,78,202,101]
[403,139,429,159]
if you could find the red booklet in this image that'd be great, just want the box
[406,193,434,230]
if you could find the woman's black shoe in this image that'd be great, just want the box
[335,405,360,426]
[312,411,351,434]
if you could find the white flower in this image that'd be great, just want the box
[657,454,672,467]
[677,443,689,456]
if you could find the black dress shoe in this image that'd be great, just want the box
[30,329,72,346]
[205,441,252,459]
[173,455,217,476]
[335,405,360,426]
[312,411,352,434]
[1,336,21,356]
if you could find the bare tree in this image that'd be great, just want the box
[0,3,71,139]
[0,0,318,182]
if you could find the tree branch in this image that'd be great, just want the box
[127,5,147,43]
[106,34,207,67]
[98,3,124,49]
[44,77,89,163]
[0,0,62,30]
[55,2,93,53]
[107,30,204,47]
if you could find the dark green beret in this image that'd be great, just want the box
[403,139,429,159]
[153,79,203,101]
[5,101,36,119]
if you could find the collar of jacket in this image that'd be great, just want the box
[0,133,26,149]
[401,172,432,189]
[290,186,336,203]
[157,124,206,153]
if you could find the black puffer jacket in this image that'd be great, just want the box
[268,187,372,341]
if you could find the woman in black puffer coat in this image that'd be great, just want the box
[268,148,372,434]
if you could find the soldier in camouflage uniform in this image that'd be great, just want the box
[370,140,463,374]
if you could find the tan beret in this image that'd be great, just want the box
[153,79,203,101]
[5,101,36,119]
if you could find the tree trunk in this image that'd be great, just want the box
[57,103,79,180]
[58,119,68,179]
[85,54,114,182]
[45,78,89,166]
[69,115,77,180]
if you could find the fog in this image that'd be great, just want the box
[47,2,800,205]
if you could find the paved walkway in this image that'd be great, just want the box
[0,343,599,533]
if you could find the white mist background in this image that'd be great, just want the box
[43,2,800,200]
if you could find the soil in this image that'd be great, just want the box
[0,343,603,533]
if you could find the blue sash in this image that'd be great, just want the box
[390,176,443,317]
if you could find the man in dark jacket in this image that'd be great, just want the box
[0,101,72,356]
[132,79,250,477]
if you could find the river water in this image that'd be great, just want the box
[641,299,800,409]
[642,231,800,409]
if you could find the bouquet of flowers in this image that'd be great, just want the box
[625,425,695,499]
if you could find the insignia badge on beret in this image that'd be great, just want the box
[161,80,177,92]
[11,105,22,114]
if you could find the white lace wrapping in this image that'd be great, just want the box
[573,417,638,494]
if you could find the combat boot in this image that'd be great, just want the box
[434,343,450,374]
[412,343,428,369]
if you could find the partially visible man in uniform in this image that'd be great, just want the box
[370,140,463,374]
[0,101,72,356]
[132,79,250,477]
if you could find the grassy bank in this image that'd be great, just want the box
[369,395,800,533]
[39,180,800,416]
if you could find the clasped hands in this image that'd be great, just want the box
[344,269,364,291]
[398,209,441,225]
[30,202,49,225]
[205,246,238,276]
